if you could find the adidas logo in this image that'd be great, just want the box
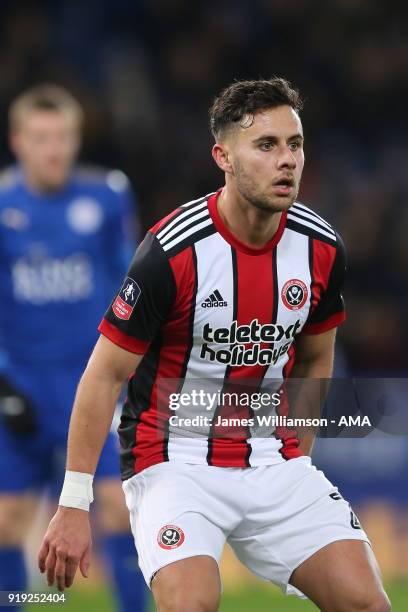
[201,290,228,308]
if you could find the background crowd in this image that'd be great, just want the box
[0,0,406,374]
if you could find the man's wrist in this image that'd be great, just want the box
[59,470,94,512]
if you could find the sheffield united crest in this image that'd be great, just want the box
[281,279,308,311]
[157,525,185,550]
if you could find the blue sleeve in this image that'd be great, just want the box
[105,180,142,297]
[116,184,141,269]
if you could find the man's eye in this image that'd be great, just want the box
[260,142,273,151]
[289,142,301,151]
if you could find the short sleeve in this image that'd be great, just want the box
[98,232,176,353]
[302,232,346,334]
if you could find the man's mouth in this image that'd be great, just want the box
[272,177,295,195]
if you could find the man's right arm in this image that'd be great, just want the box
[65,334,143,475]
[38,228,176,591]
[38,335,144,592]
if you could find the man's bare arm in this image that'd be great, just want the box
[66,334,143,474]
[289,328,337,456]
[38,335,143,591]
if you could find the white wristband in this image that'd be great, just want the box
[59,470,94,512]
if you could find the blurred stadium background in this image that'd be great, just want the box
[0,0,407,609]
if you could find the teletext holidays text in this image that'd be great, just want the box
[200,319,302,366]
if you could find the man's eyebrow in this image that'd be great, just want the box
[252,133,304,144]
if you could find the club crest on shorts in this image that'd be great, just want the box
[157,525,185,550]
[112,277,141,320]
[281,279,308,311]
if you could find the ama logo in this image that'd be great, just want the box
[112,277,141,320]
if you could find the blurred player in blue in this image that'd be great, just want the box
[0,85,148,611]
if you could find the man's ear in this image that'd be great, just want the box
[211,142,234,175]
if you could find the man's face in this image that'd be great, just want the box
[219,105,304,212]
[10,110,81,190]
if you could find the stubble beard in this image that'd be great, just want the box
[234,162,299,214]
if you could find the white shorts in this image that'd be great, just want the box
[122,457,370,598]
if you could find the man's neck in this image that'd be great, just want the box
[217,185,282,249]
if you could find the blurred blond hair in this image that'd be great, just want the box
[9,84,84,130]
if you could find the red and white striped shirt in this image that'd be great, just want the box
[99,189,346,479]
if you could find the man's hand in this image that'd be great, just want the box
[38,506,92,591]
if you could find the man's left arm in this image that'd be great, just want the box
[289,328,337,456]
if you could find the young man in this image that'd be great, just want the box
[39,79,390,611]
[0,85,148,611]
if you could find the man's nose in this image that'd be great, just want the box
[277,146,296,169]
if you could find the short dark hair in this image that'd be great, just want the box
[209,77,303,141]
[9,84,84,130]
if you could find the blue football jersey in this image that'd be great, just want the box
[0,165,139,362]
